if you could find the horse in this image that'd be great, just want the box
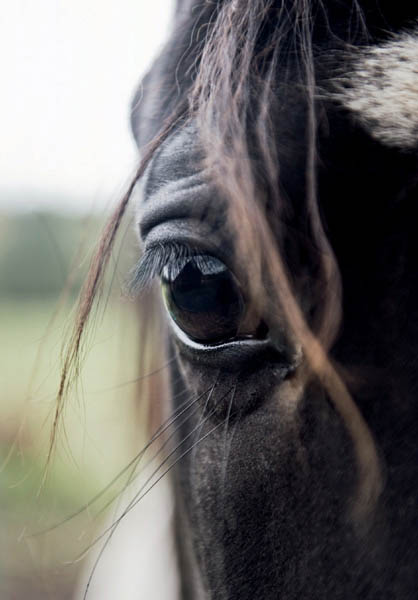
[65,1,418,598]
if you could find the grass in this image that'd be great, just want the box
[0,295,146,598]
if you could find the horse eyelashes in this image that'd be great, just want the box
[128,241,197,294]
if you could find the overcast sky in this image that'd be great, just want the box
[0,1,173,212]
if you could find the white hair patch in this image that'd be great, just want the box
[331,28,418,150]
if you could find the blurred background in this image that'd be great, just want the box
[0,2,173,597]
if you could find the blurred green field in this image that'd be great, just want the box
[0,212,147,599]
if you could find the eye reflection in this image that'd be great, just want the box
[161,255,264,344]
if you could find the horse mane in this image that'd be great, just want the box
[51,0,382,519]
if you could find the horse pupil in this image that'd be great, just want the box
[162,257,244,343]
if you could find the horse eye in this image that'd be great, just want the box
[161,255,260,344]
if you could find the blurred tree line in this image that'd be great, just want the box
[0,209,138,298]
[0,211,98,297]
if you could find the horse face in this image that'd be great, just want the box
[132,2,418,598]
